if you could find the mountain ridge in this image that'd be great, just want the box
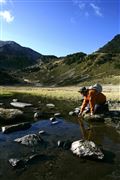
[0,34,120,85]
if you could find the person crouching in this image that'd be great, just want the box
[78,86,107,116]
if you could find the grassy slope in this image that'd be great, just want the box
[20,52,120,86]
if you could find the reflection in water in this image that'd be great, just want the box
[77,116,93,141]
[0,118,119,180]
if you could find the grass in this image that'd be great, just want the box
[0,85,119,101]
[0,85,119,125]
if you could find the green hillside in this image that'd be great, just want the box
[20,51,120,86]
[97,34,120,53]
[0,34,120,86]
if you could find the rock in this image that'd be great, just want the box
[26,154,44,163]
[9,153,45,168]
[12,99,18,102]
[71,140,104,160]
[14,134,43,146]
[50,117,56,122]
[0,108,24,122]
[57,140,64,148]
[0,103,3,106]
[51,121,59,125]
[75,107,80,111]
[57,140,72,150]
[34,112,40,119]
[46,103,55,108]
[34,112,53,119]
[69,111,75,116]
[104,110,120,133]
[39,130,45,135]
[54,113,61,117]
[2,122,31,134]
[74,109,80,115]
[84,114,104,122]
[9,158,25,168]
[10,102,32,108]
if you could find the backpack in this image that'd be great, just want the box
[89,83,102,93]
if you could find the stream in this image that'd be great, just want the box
[0,118,120,180]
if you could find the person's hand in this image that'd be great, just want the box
[90,112,94,116]
[78,112,82,117]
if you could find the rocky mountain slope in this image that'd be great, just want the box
[0,41,57,70]
[20,34,120,86]
[0,34,120,85]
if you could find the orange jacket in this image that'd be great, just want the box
[81,89,106,113]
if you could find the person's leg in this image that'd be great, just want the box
[94,104,104,114]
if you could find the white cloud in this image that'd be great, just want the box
[0,0,6,3]
[73,0,103,18]
[0,10,14,22]
[78,2,85,10]
[90,3,103,17]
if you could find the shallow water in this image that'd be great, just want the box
[0,118,120,180]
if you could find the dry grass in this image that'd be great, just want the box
[0,85,119,101]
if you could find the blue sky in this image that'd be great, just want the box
[0,0,119,57]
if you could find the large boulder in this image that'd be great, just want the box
[14,134,43,146]
[71,139,104,160]
[0,108,24,123]
[2,122,31,134]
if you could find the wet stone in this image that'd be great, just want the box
[12,99,18,102]
[39,130,45,135]
[84,114,105,122]
[34,112,40,119]
[51,121,59,125]
[46,103,55,108]
[0,108,24,122]
[71,140,104,160]
[69,111,76,116]
[14,134,43,146]
[9,154,46,168]
[57,140,72,150]
[54,113,61,117]
[10,102,32,108]
[50,117,56,122]
[34,112,53,119]
[74,108,80,115]
[2,122,31,134]
[9,158,25,168]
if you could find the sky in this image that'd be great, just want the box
[0,0,119,57]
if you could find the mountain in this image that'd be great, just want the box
[0,41,57,70]
[20,34,120,86]
[0,34,120,85]
[97,34,120,53]
[0,70,20,85]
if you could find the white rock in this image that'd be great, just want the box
[46,103,55,108]
[39,130,45,134]
[10,102,32,108]
[51,121,59,125]
[71,140,104,159]
[12,99,18,102]
[50,117,56,122]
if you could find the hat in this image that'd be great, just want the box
[78,87,87,93]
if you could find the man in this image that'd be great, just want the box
[78,86,107,116]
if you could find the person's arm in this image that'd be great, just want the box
[80,98,88,114]
[89,91,96,115]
